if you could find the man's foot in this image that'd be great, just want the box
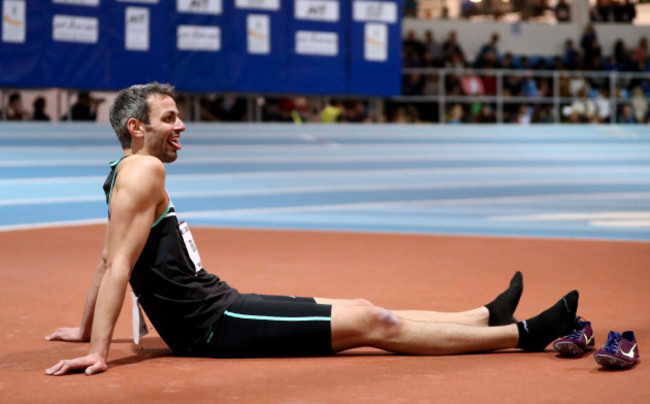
[594,331,640,369]
[485,271,523,326]
[517,290,579,352]
[553,317,595,357]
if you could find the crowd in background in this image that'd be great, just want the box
[3,22,649,125]
[405,0,640,24]
[0,91,104,122]
[398,25,650,124]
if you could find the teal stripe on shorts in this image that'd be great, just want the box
[224,310,330,322]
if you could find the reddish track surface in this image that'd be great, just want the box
[1,225,648,403]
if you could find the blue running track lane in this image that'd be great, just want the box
[1,123,649,241]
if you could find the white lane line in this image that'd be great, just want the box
[3,165,650,185]
[590,220,650,227]
[179,193,650,218]
[2,152,650,167]
[490,212,650,221]
[4,194,650,232]
[0,218,106,232]
[491,212,650,229]
[3,179,650,207]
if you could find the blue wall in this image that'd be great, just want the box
[0,0,401,96]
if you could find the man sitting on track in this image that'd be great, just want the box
[45,82,579,376]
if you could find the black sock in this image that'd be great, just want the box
[516,290,579,352]
[485,271,523,326]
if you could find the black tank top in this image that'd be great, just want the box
[103,157,239,354]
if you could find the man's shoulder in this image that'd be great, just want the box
[115,156,167,195]
[119,155,166,176]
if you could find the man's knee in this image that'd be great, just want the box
[366,306,402,339]
[354,298,373,306]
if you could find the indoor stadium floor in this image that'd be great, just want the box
[1,123,648,403]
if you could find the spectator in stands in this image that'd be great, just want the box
[423,30,444,67]
[445,73,464,96]
[65,92,102,121]
[571,87,599,122]
[442,31,466,66]
[345,102,370,123]
[532,105,554,123]
[580,24,601,69]
[474,104,496,123]
[403,47,422,68]
[403,73,424,95]
[475,33,500,69]
[32,97,50,121]
[321,99,342,123]
[516,104,533,124]
[587,55,609,90]
[403,30,424,59]
[4,92,27,120]
[520,73,539,97]
[631,86,648,123]
[446,104,465,123]
[631,37,648,68]
[563,39,582,70]
[569,73,589,97]
[403,0,418,18]
[594,89,612,123]
[461,71,485,96]
[593,0,615,22]
[445,51,466,69]
[554,0,571,22]
[290,97,311,124]
[552,56,565,70]
[422,74,440,95]
[531,0,549,19]
[618,103,637,123]
[612,39,630,70]
[421,50,437,68]
[501,54,522,96]
[460,0,477,19]
[614,0,636,23]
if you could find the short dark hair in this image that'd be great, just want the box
[109,82,176,150]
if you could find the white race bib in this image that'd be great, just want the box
[178,221,203,273]
[131,291,149,345]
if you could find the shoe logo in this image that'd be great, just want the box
[584,333,594,345]
[621,344,637,359]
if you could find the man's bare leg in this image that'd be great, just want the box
[315,271,523,328]
[315,297,489,326]
[329,290,578,355]
[330,304,518,355]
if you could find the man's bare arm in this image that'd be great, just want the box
[46,226,110,342]
[46,157,167,376]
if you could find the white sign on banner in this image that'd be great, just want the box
[52,0,100,6]
[247,14,269,54]
[295,31,337,56]
[236,0,279,11]
[177,25,221,51]
[177,0,222,15]
[353,1,397,23]
[125,7,149,51]
[53,14,98,43]
[364,22,387,62]
[294,0,339,22]
[2,0,26,43]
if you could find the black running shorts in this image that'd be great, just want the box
[198,294,333,357]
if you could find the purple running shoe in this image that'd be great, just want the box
[594,331,640,369]
[553,317,595,356]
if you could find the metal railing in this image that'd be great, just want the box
[396,67,650,124]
